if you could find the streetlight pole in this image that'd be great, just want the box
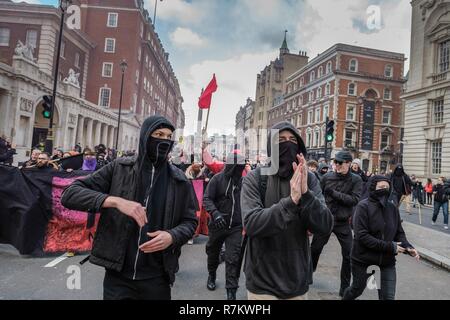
[153,0,163,27]
[115,60,128,151]
[45,0,71,154]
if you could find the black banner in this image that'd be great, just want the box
[361,100,375,150]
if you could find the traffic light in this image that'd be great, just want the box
[325,119,335,143]
[42,95,53,119]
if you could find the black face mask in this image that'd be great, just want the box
[278,141,299,179]
[225,164,245,183]
[370,188,390,206]
[146,137,174,168]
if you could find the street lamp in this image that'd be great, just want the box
[115,59,128,151]
[153,0,163,27]
[44,0,72,153]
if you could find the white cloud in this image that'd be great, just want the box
[145,0,205,25]
[169,27,206,49]
[180,50,278,135]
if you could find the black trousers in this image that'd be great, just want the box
[310,222,353,293]
[103,270,171,300]
[343,261,396,300]
[205,226,243,289]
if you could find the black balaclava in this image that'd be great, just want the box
[146,135,174,168]
[369,175,391,206]
[278,141,299,179]
[224,152,246,184]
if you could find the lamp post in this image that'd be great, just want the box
[44,0,72,153]
[153,0,163,27]
[115,59,128,151]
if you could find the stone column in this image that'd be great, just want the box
[86,118,93,149]
[94,121,101,147]
[76,116,84,147]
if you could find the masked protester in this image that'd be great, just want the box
[388,164,413,212]
[61,116,198,300]
[82,149,98,171]
[203,152,246,300]
[317,163,329,181]
[240,121,333,300]
[343,175,420,300]
[310,151,363,297]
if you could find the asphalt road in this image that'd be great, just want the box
[399,203,450,235]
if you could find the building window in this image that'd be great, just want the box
[308,110,313,124]
[315,108,321,123]
[306,130,312,148]
[383,88,392,100]
[136,70,139,84]
[26,29,38,48]
[380,134,390,150]
[0,28,10,46]
[317,87,322,99]
[382,110,392,124]
[314,129,320,147]
[345,130,355,147]
[326,61,332,74]
[140,22,144,38]
[293,81,298,91]
[431,140,442,174]
[102,63,113,77]
[318,66,323,78]
[348,83,356,96]
[104,38,116,53]
[300,77,304,87]
[439,40,450,73]
[297,114,302,127]
[99,87,111,107]
[349,59,358,72]
[432,99,444,124]
[324,105,329,119]
[107,13,118,27]
[325,83,331,96]
[310,71,315,82]
[74,52,80,68]
[309,91,314,102]
[385,64,393,78]
[138,47,141,61]
[60,41,65,58]
[346,105,356,121]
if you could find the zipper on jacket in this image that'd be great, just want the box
[133,167,155,280]
[379,223,385,266]
[229,183,235,229]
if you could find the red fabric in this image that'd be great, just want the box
[425,183,433,193]
[202,148,224,174]
[43,176,99,253]
[198,74,218,109]
[192,179,209,236]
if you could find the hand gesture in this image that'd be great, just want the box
[139,231,173,253]
[115,198,148,228]
[290,156,303,205]
[407,247,420,261]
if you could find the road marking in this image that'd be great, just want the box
[44,253,69,268]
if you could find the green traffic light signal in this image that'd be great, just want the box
[43,110,51,119]
[326,133,333,142]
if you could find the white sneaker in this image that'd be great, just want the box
[444,225,449,230]
[187,239,194,245]
[431,221,436,226]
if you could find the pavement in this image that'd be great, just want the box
[398,202,450,271]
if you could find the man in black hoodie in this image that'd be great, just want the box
[240,122,333,300]
[61,116,198,300]
[203,152,246,300]
[310,150,363,297]
[389,164,412,211]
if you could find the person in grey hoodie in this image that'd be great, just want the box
[240,121,334,300]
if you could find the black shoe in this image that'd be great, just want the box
[339,289,345,297]
[207,273,216,291]
[227,288,237,300]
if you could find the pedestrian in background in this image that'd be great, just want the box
[425,178,433,205]
[389,164,413,212]
[432,177,449,230]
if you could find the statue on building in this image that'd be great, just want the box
[14,40,35,62]
[63,68,80,87]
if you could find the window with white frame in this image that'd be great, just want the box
[300,77,304,87]
[138,47,141,61]
[348,83,356,96]
[74,52,80,68]
[384,64,393,78]
[99,87,111,107]
[308,110,313,124]
[439,40,450,73]
[102,62,113,77]
[431,140,442,174]
[26,29,38,48]
[326,61,332,74]
[349,59,358,72]
[140,22,144,38]
[382,110,392,124]
[310,71,315,82]
[325,83,331,96]
[136,70,139,84]
[380,134,390,150]
[297,114,302,127]
[309,91,313,102]
[318,66,323,78]
[383,88,392,100]
[107,13,118,27]
[315,108,321,123]
[306,130,312,147]
[345,130,355,147]
[317,87,322,99]
[346,104,356,121]
[432,99,444,124]
[60,41,65,58]
[314,129,320,147]
[105,38,115,53]
[324,105,329,119]
[0,28,10,46]
[293,81,298,91]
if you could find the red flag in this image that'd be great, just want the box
[198,74,218,109]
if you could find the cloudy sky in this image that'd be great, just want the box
[14,0,412,134]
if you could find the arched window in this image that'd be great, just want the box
[325,83,331,96]
[318,66,323,78]
[310,71,315,82]
[326,61,332,74]
[349,59,358,72]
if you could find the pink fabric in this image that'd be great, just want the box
[43,176,99,253]
[191,179,209,236]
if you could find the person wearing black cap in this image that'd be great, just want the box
[240,121,333,300]
[310,150,363,297]
[343,175,420,300]
[203,151,246,300]
[61,116,198,300]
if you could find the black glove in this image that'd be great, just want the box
[324,187,334,197]
[211,212,227,230]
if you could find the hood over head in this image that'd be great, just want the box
[393,164,405,177]
[224,151,246,181]
[267,121,307,158]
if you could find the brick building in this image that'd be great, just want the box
[268,44,406,174]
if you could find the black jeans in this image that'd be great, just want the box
[311,222,352,293]
[205,226,243,289]
[343,261,396,300]
[103,270,171,300]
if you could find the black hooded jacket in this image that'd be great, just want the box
[61,116,198,284]
[389,164,412,196]
[351,176,413,267]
